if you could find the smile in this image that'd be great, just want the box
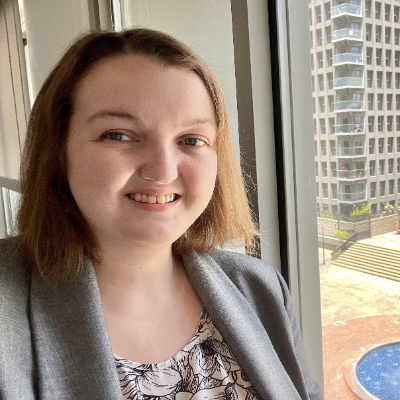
[127,193,177,204]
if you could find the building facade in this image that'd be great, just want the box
[310,0,400,216]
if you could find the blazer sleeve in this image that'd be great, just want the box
[273,269,323,400]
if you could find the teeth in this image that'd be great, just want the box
[128,193,177,204]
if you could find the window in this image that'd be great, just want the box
[312,75,315,91]
[379,138,384,153]
[386,50,392,66]
[387,72,392,88]
[370,160,376,176]
[315,182,319,197]
[325,27,331,44]
[397,116,400,132]
[388,116,393,131]
[329,118,335,134]
[313,119,317,134]
[324,2,331,20]
[368,93,374,110]
[326,49,332,67]
[369,138,375,154]
[388,137,394,153]
[389,180,394,195]
[378,116,384,132]
[366,24,372,41]
[376,25,382,42]
[330,140,336,155]
[387,94,393,110]
[319,96,325,112]
[321,161,327,176]
[311,54,314,70]
[375,2,381,19]
[395,6,400,23]
[388,158,394,174]
[317,51,323,68]
[315,162,318,176]
[385,4,391,21]
[318,74,324,91]
[396,52,400,67]
[314,140,318,155]
[370,182,376,197]
[379,159,385,175]
[322,183,328,198]
[385,27,391,43]
[320,118,326,134]
[396,73,400,89]
[398,158,400,173]
[378,93,383,110]
[395,29,400,45]
[321,141,327,156]
[331,184,337,199]
[316,5,322,23]
[327,72,333,89]
[366,47,373,64]
[365,1,371,18]
[376,48,382,65]
[377,71,383,87]
[328,95,334,112]
[397,95,400,110]
[312,97,316,113]
[316,29,323,46]
[397,137,400,151]
[380,181,385,196]
[367,70,373,87]
[368,116,375,132]
[309,8,312,25]
[310,31,314,48]
[398,179,400,193]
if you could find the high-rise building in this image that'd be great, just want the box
[310,0,400,216]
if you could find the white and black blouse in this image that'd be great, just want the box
[114,308,260,399]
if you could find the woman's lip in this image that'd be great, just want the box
[125,195,179,211]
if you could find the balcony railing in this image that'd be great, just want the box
[332,28,363,41]
[336,169,367,179]
[333,77,363,88]
[336,147,365,156]
[332,53,363,65]
[333,100,364,111]
[337,191,366,201]
[333,124,364,134]
[331,3,362,18]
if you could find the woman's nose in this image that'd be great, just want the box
[138,145,179,184]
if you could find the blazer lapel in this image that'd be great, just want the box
[183,252,302,400]
[30,260,122,400]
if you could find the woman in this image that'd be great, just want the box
[0,29,321,399]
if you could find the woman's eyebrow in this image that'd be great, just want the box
[182,118,216,128]
[85,110,142,125]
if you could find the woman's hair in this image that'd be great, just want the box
[17,28,259,280]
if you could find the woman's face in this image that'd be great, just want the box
[66,54,218,249]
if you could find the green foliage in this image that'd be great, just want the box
[320,210,335,219]
[335,230,350,240]
[382,202,395,216]
[350,204,370,217]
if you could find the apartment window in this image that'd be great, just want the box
[320,118,326,134]
[316,5,322,23]
[365,1,371,18]
[377,71,383,87]
[367,70,373,87]
[386,50,392,66]
[312,75,315,91]
[310,31,314,48]
[315,162,318,176]
[370,182,377,198]
[321,161,327,176]
[327,72,333,89]
[325,27,331,44]
[396,52,400,67]
[378,116,384,132]
[318,74,324,91]
[329,118,335,134]
[316,29,323,46]
[385,27,391,43]
[397,137,400,151]
[376,25,382,42]
[312,97,316,113]
[326,49,332,67]
[324,2,331,20]
[328,95,334,112]
[387,94,393,110]
[388,116,393,131]
[385,4,391,21]
[388,137,394,153]
[321,141,327,156]
[368,93,374,110]
[369,138,375,154]
[313,119,317,134]
[379,159,385,175]
[309,8,312,25]
[395,6,400,23]
[377,93,383,110]
[397,95,400,110]
[375,2,381,19]
[311,54,314,70]
[366,47,373,64]
[330,140,336,155]
[376,48,382,65]
[368,116,375,132]
[379,138,384,153]
[397,116,400,131]
[380,181,385,196]
[389,158,394,174]
[331,184,337,199]
[319,96,325,112]
[317,51,323,68]
[366,24,372,41]
[315,182,319,197]
[322,183,328,198]
[395,29,400,45]
[396,73,400,89]
[370,160,376,176]
[398,158,400,173]
[314,140,318,155]
[389,180,394,195]
[398,179,400,193]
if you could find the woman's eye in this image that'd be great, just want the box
[183,137,207,147]
[105,131,131,141]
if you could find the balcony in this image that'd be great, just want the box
[336,146,365,157]
[333,100,364,112]
[332,53,363,66]
[332,28,363,42]
[333,77,364,89]
[333,124,365,135]
[337,191,366,202]
[331,3,362,19]
[336,168,367,180]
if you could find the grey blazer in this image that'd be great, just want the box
[0,237,322,400]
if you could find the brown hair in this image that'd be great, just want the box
[17,28,258,280]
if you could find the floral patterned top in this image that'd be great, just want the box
[114,308,260,400]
